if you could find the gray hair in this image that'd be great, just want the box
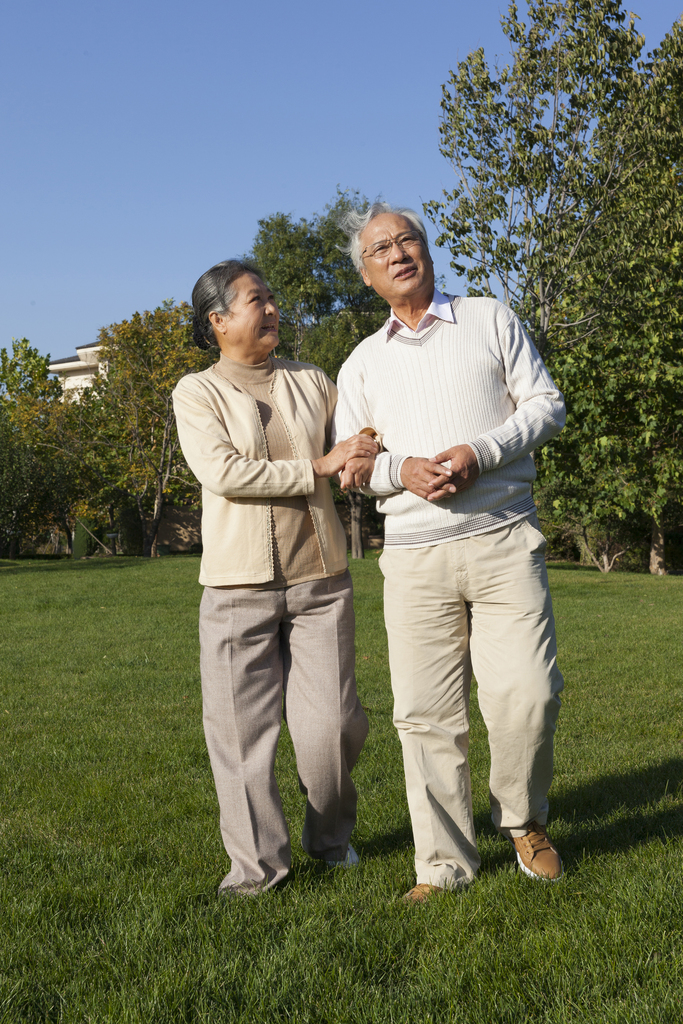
[337,201,430,272]
[191,258,263,350]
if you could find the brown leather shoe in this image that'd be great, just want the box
[510,821,563,881]
[403,883,443,904]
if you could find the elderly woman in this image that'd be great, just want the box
[172,259,376,896]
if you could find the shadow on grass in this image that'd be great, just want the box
[355,759,683,875]
[545,561,601,573]
[359,825,414,859]
[473,756,683,874]
[0,556,171,576]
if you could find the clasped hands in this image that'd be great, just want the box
[399,444,480,501]
[315,439,480,500]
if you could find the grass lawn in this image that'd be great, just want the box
[1,554,682,1023]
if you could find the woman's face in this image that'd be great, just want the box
[209,273,280,364]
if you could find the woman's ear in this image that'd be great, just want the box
[208,310,227,337]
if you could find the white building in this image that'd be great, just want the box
[48,342,103,394]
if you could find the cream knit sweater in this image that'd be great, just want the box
[334,294,565,548]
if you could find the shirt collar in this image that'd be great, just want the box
[387,288,455,337]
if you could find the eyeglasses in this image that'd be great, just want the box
[361,231,424,261]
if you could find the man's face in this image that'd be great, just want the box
[359,213,434,306]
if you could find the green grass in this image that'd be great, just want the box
[1,555,682,1023]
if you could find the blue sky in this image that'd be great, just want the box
[1,0,681,361]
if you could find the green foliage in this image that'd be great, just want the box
[0,337,61,407]
[1,558,682,1021]
[0,405,35,554]
[54,301,213,556]
[426,0,683,356]
[536,248,683,566]
[0,341,76,554]
[249,190,388,377]
[427,0,683,569]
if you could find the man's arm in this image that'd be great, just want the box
[420,310,565,499]
[461,309,566,472]
[334,357,404,495]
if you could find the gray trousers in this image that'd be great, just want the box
[199,571,369,893]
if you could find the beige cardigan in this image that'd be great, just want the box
[172,358,348,586]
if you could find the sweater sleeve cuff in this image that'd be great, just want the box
[389,455,408,490]
[366,452,406,495]
[468,437,499,473]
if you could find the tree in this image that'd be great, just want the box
[537,249,683,572]
[91,301,213,556]
[0,404,34,558]
[426,0,683,357]
[248,190,389,558]
[0,339,76,556]
[50,302,213,557]
[427,0,683,572]
[249,190,388,377]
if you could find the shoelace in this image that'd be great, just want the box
[522,829,553,860]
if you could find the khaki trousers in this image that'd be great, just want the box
[199,571,368,893]
[379,514,563,888]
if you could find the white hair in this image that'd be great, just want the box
[337,201,430,272]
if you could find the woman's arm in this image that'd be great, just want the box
[173,375,378,497]
[173,380,316,498]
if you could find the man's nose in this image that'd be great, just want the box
[388,241,410,262]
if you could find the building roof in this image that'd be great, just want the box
[49,355,85,366]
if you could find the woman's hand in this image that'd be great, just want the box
[312,435,379,479]
[339,457,375,490]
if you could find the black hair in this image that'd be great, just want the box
[191,259,264,350]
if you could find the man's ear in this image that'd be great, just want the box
[360,265,372,288]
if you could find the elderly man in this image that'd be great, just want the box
[334,202,566,902]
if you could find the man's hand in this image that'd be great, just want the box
[427,444,480,500]
[401,445,480,501]
[339,457,375,490]
[400,457,455,500]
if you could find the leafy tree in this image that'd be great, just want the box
[0,340,76,556]
[249,190,388,375]
[537,249,683,572]
[56,302,213,557]
[426,0,683,357]
[0,405,34,558]
[427,0,683,572]
[0,337,61,406]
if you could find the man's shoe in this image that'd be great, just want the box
[403,883,443,904]
[326,844,360,868]
[510,821,563,881]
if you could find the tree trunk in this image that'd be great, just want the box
[107,505,117,556]
[142,525,161,558]
[348,491,364,560]
[142,501,163,557]
[137,494,162,558]
[8,536,18,560]
[63,517,73,555]
[649,518,666,575]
